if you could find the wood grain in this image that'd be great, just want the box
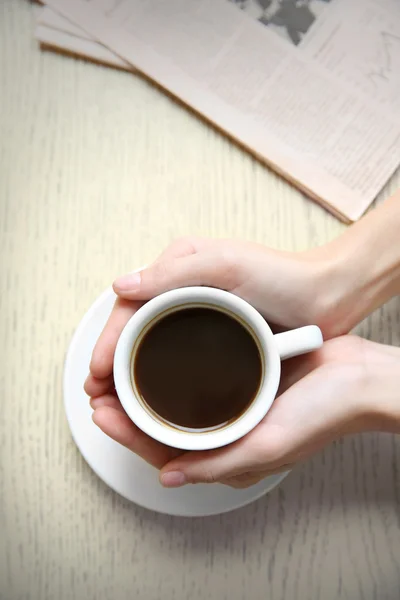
[1,2,399,599]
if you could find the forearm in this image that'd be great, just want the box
[321,191,400,335]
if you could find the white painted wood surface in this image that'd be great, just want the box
[1,2,399,599]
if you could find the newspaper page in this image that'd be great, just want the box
[45,0,400,221]
[35,4,131,70]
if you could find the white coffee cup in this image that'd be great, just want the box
[114,287,323,451]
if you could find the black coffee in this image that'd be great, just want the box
[133,307,262,429]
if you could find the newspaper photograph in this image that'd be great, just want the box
[229,0,333,46]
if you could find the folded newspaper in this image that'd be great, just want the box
[41,0,400,222]
[35,3,131,70]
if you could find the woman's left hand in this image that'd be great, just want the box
[87,335,399,488]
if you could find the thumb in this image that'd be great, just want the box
[112,251,238,300]
[159,426,276,487]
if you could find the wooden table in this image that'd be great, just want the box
[1,2,400,599]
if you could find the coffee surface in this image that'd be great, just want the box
[134,307,262,429]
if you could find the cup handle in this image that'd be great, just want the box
[274,326,323,360]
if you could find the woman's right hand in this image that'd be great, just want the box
[85,235,350,403]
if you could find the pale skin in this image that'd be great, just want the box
[85,191,400,489]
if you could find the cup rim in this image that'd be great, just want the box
[113,287,281,451]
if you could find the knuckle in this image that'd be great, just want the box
[215,248,239,288]
[194,468,218,484]
[149,260,171,284]
[218,247,236,268]
[170,236,200,255]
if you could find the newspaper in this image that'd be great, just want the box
[35,5,131,70]
[44,0,400,221]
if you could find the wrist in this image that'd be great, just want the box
[357,343,400,434]
[319,246,390,337]
[306,250,375,339]
[311,194,400,338]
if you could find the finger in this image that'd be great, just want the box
[90,298,142,379]
[84,374,114,398]
[159,423,279,487]
[220,471,264,489]
[220,464,293,489]
[113,250,242,300]
[92,406,182,469]
[278,350,323,395]
[89,394,125,412]
[220,472,266,489]
[152,236,206,263]
[111,236,206,299]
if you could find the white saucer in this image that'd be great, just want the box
[63,288,288,517]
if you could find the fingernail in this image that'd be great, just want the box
[160,471,187,488]
[113,272,141,292]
